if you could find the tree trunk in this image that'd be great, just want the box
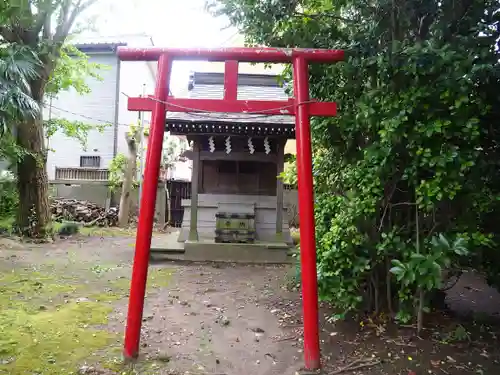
[118,130,140,227]
[16,113,51,238]
[165,180,171,225]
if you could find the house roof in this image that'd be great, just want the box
[73,42,127,53]
[166,71,294,134]
[68,34,157,81]
[70,34,154,54]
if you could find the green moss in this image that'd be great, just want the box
[0,270,80,311]
[0,268,120,375]
[148,267,173,288]
[51,222,136,237]
[0,302,117,375]
[0,259,174,374]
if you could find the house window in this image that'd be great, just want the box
[80,156,101,168]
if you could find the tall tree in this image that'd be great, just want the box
[211,0,500,327]
[0,0,100,237]
[118,126,141,227]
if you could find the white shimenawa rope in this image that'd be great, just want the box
[248,137,255,154]
[263,136,271,154]
[225,136,232,154]
[208,136,215,153]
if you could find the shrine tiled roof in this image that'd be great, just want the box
[165,117,295,138]
[165,70,295,136]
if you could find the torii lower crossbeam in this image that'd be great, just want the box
[118,46,343,371]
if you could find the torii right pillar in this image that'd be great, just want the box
[293,55,321,370]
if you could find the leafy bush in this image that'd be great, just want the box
[0,170,18,219]
[212,0,500,329]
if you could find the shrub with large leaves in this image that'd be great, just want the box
[212,0,500,328]
[0,45,40,136]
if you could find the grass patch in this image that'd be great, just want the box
[0,269,80,310]
[0,268,119,374]
[1,217,135,238]
[0,302,117,374]
[0,216,15,235]
[0,251,174,374]
[51,221,136,238]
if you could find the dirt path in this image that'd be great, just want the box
[129,264,303,375]
[0,236,304,375]
[1,235,500,375]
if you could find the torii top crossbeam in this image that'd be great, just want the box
[119,46,344,372]
[117,46,344,63]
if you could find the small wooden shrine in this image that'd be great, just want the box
[166,105,295,249]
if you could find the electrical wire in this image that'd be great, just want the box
[47,104,149,128]
[45,90,311,128]
[121,92,313,121]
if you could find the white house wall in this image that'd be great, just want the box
[116,61,155,156]
[46,53,119,179]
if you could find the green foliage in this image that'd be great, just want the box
[45,117,108,151]
[213,0,500,325]
[0,44,41,135]
[0,131,30,164]
[46,44,106,97]
[279,155,297,186]
[109,131,190,192]
[0,170,18,220]
[108,153,131,192]
[162,133,189,169]
[44,43,110,150]
[56,221,80,236]
[0,0,104,238]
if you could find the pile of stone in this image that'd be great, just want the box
[50,198,118,227]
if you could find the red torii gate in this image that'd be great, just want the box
[118,46,344,370]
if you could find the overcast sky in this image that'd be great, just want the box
[82,0,246,94]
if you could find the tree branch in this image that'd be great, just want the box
[32,0,54,41]
[293,11,356,23]
[53,0,99,43]
[0,26,19,43]
[53,0,72,43]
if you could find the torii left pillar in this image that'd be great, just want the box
[118,46,344,371]
[122,53,172,360]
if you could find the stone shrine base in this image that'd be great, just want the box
[150,231,292,264]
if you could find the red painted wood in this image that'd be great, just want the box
[224,60,238,101]
[127,97,337,117]
[123,54,172,360]
[293,56,320,370]
[117,46,344,63]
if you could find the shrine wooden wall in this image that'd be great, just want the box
[200,160,277,195]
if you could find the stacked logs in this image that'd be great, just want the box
[51,199,118,227]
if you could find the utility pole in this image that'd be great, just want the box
[137,84,146,208]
